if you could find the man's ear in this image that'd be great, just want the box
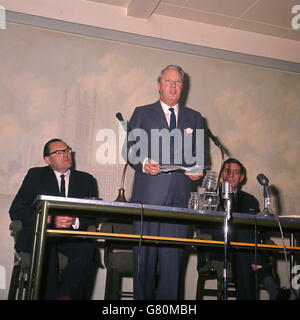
[239,173,245,185]
[157,82,160,93]
[44,156,51,165]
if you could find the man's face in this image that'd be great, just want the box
[44,141,72,173]
[221,162,244,192]
[157,68,183,107]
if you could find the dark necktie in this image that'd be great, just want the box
[169,107,176,131]
[60,174,66,197]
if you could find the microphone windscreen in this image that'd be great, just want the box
[222,181,232,199]
[116,112,124,122]
[257,173,269,186]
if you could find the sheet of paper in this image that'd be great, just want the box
[159,164,208,173]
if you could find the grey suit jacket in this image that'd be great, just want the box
[128,100,204,206]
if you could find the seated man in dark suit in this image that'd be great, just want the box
[198,158,280,299]
[9,138,99,299]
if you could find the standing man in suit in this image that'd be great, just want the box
[128,65,204,299]
[9,138,98,299]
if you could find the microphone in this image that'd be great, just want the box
[257,173,269,186]
[257,173,270,199]
[116,112,124,122]
[222,181,232,199]
[222,181,233,215]
[221,180,232,300]
[116,112,129,132]
[257,173,271,214]
[115,112,129,202]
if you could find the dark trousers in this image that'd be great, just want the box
[42,239,95,300]
[234,251,256,300]
[133,221,188,300]
[132,174,191,300]
[198,225,274,300]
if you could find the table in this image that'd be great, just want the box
[28,195,300,299]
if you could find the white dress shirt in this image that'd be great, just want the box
[53,169,79,229]
[142,101,179,172]
[160,101,178,127]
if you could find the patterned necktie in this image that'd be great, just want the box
[60,174,66,197]
[169,107,176,131]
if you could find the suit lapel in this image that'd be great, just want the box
[152,101,188,131]
[42,166,60,196]
[152,101,169,129]
[68,169,75,197]
[68,169,82,198]
[177,104,187,131]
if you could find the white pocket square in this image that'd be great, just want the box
[185,128,193,133]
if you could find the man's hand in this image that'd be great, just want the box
[144,159,161,175]
[185,172,204,181]
[54,216,76,229]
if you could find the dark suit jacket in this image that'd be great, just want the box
[128,100,204,206]
[201,190,260,241]
[198,189,260,265]
[9,166,98,251]
[233,189,260,243]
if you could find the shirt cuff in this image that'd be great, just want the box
[72,217,80,229]
[142,158,149,173]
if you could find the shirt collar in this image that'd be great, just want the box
[54,169,70,180]
[160,101,179,114]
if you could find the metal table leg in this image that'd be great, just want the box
[27,201,49,300]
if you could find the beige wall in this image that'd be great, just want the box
[0,21,299,299]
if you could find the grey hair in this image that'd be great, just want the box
[157,65,185,83]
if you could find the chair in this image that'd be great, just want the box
[99,222,134,300]
[195,231,278,300]
[8,220,73,300]
[196,232,235,300]
[8,220,31,300]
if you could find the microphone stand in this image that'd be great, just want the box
[256,174,273,216]
[205,129,226,195]
[115,113,129,203]
[222,181,232,300]
[262,185,272,215]
[115,163,128,202]
[206,128,232,299]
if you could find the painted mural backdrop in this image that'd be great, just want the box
[1,23,299,214]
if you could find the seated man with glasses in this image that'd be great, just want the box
[9,138,99,299]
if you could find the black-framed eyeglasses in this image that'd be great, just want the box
[47,147,72,156]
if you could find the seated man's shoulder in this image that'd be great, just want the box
[27,166,50,176]
[72,169,95,180]
[238,190,259,210]
[239,190,257,200]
